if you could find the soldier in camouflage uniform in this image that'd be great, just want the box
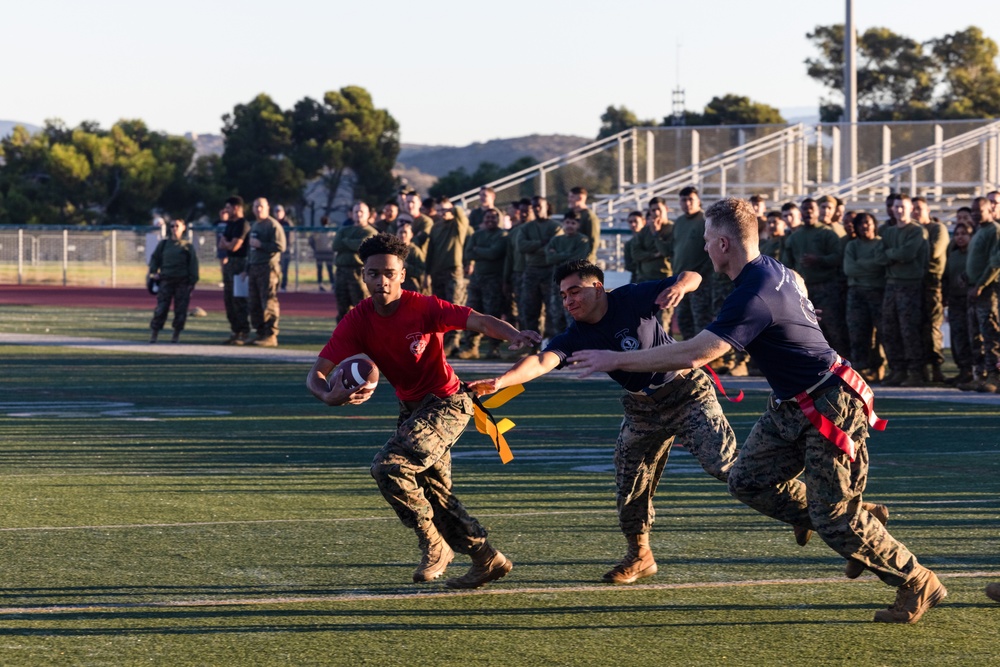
[458,208,508,359]
[470,260,737,586]
[147,218,199,343]
[568,199,946,624]
[307,233,541,589]
[943,217,974,384]
[842,213,887,380]
[519,197,562,339]
[914,197,950,382]
[961,198,1000,392]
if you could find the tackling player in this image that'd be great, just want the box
[306,233,540,589]
[469,260,738,584]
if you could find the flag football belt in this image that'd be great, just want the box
[464,383,524,464]
[790,357,887,462]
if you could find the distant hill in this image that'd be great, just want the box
[0,120,41,138]
[397,134,592,178]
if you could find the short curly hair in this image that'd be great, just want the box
[359,232,410,263]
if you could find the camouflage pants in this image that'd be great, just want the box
[150,279,192,332]
[948,293,973,371]
[728,386,917,587]
[969,283,1000,371]
[505,271,522,328]
[616,370,737,535]
[248,263,281,337]
[222,257,249,335]
[521,265,555,338]
[462,273,504,353]
[809,280,851,359]
[431,269,466,352]
[370,391,488,554]
[676,284,714,341]
[881,283,924,372]
[846,286,884,371]
[335,267,368,323]
[922,276,945,366]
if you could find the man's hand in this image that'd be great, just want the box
[507,329,542,350]
[467,378,501,396]
[656,283,685,310]
[801,253,818,267]
[320,367,375,406]
[567,349,622,378]
[249,237,262,249]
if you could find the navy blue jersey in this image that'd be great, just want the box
[706,255,838,400]
[545,278,680,393]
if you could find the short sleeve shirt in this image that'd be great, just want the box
[319,291,471,401]
[223,217,250,258]
[544,278,680,393]
[706,255,837,400]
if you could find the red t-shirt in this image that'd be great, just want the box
[319,291,472,401]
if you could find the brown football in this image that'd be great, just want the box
[335,357,379,392]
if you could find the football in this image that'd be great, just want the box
[334,356,379,392]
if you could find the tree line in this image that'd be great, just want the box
[0,86,400,226]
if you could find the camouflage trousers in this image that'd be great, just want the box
[616,370,737,535]
[370,391,488,555]
[676,284,714,341]
[808,280,851,359]
[521,265,555,338]
[922,276,945,366]
[431,269,466,352]
[247,263,280,338]
[728,385,917,587]
[846,286,884,371]
[969,283,1000,372]
[505,271,522,329]
[335,267,368,323]
[461,273,504,353]
[222,257,249,335]
[948,293,974,371]
[150,279,192,332]
[881,283,924,372]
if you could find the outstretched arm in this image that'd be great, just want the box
[568,330,732,377]
[466,311,542,350]
[656,270,702,310]
[467,351,562,396]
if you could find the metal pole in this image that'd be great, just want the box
[934,124,944,198]
[646,130,655,183]
[62,228,68,287]
[617,137,626,194]
[17,228,23,285]
[844,0,858,179]
[630,128,638,185]
[111,229,117,287]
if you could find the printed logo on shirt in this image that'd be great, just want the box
[615,328,640,351]
[782,266,819,325]
[407,332,428,356]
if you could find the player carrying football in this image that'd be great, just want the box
[306,231,541,588]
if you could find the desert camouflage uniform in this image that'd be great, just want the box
[728,385,918,586]
[370,390,488,553]
[616,370,737,534]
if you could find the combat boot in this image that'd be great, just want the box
[946,368,973,386]
[445,542,512,589]
[930,363,947,384]
[873,565,947,623]
[976,371,1000,393]
[728,361,749,377]
[603,533,658,584]
[149,329,159,344]
[958,372,984,392]
[171,329,181,344]
[455,347,480,360]
[793,525,813,547]
[899,370,924,388]
[986,583,1000,602]
[880,368,906,387]
[412,523,454,583]
[845,503,889,579]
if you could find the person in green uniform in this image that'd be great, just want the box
[147,218,199,344]
[333,202,378,322]
[568,186,601,264]
[458,207,508,359]
[843,213,888,381]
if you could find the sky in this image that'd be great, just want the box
[2,0,997,147]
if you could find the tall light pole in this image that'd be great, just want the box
[844,0,858,180]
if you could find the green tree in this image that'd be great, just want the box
[597,105,656,139]
[221,93,304,206]
[674,94,786,126]
[429,157,538,199]
[930,26,1000,118]
[806,24,939,121]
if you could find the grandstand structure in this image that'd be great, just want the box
[450,119,1000,226]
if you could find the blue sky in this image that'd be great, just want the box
[2,0,995,145]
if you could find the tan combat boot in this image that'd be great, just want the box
[873,565,947,623]
[412,524,454,583]
[845,502,890,579]
[603,533,658,584]
[445,542,512,589]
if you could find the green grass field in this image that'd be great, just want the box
[1,307,999,665]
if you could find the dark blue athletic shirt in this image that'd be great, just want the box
[706,254,838,400]
[545,278,680,393]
